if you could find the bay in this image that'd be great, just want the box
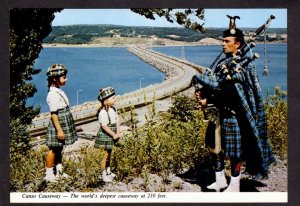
[153,44,287,97]
[28,44,287,113]
[28,47,165,112]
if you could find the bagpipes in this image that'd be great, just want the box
[214,15,276,80]
[209,15,276,71]
[192,14,276,104]
[191,15,275,153]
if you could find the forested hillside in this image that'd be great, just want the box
[44,24,287,44]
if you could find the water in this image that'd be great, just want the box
[28,47,165,112]
[28,44,287,113]
[153,44,287,97]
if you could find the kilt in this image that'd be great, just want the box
[95,123,117,150]
[221,116,242,159]
[205,115,242,159]
[46,107,78,147]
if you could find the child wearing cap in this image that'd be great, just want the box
[95,87,123,183]
[44,64,78,182]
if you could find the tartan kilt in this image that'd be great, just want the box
[95,123,117,150]
[221,116,242,159]
[46,107,78,147]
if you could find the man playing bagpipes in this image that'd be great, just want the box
[192,15,276,192]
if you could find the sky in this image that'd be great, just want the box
[52,9,287,29]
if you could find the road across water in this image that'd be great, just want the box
[29,46,206,137]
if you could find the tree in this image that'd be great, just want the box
[130,9,206,33]
[10,8,62,160]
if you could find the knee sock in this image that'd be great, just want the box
[212,152,224,172]
[231,158,242,177]
[107,167,111,174]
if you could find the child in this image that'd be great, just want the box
[95,87,122,182]
[44,64,78,182]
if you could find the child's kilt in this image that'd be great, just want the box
[95,123,117,150]
[46,107,78,147]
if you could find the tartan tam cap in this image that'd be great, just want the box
[98,87,115,101]
[46,64,68,77]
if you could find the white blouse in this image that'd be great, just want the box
[46,86,69,112]
[98,107,118,126]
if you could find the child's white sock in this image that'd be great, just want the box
[44,167,57,182]
[56,163,63,173]
[55,164,70,178]
[106,167,111,175]
[45,167,54,175]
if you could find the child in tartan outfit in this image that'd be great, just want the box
[95,87,123,182]
[44,64,78,182]
[193,16,275,192]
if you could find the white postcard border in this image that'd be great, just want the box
[11,192,288,203]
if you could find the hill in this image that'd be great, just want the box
[43,24,287,45]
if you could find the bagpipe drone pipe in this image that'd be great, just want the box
[191,15,276,111]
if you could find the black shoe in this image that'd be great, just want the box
[178,167,215,185]
[176,168,197,179]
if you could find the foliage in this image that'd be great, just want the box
[45,146,105,192]
[48,33,94,44]
[44,25,207,44]
[168,95,199,122]
[10,89,287,192]
[10,146,47,192]
[264,86,288,159]
[112,92,288,182]
[113,95,210,183]
[43,24,286,44]
[10,119,31,161]
[131,9,206,33]
[10,146,105,192]
[10,9,62,161]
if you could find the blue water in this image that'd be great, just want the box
[153,44,287,97]
[29,47,165,112]
[28,44,287,113]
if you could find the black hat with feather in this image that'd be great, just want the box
[223,15,244,43]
